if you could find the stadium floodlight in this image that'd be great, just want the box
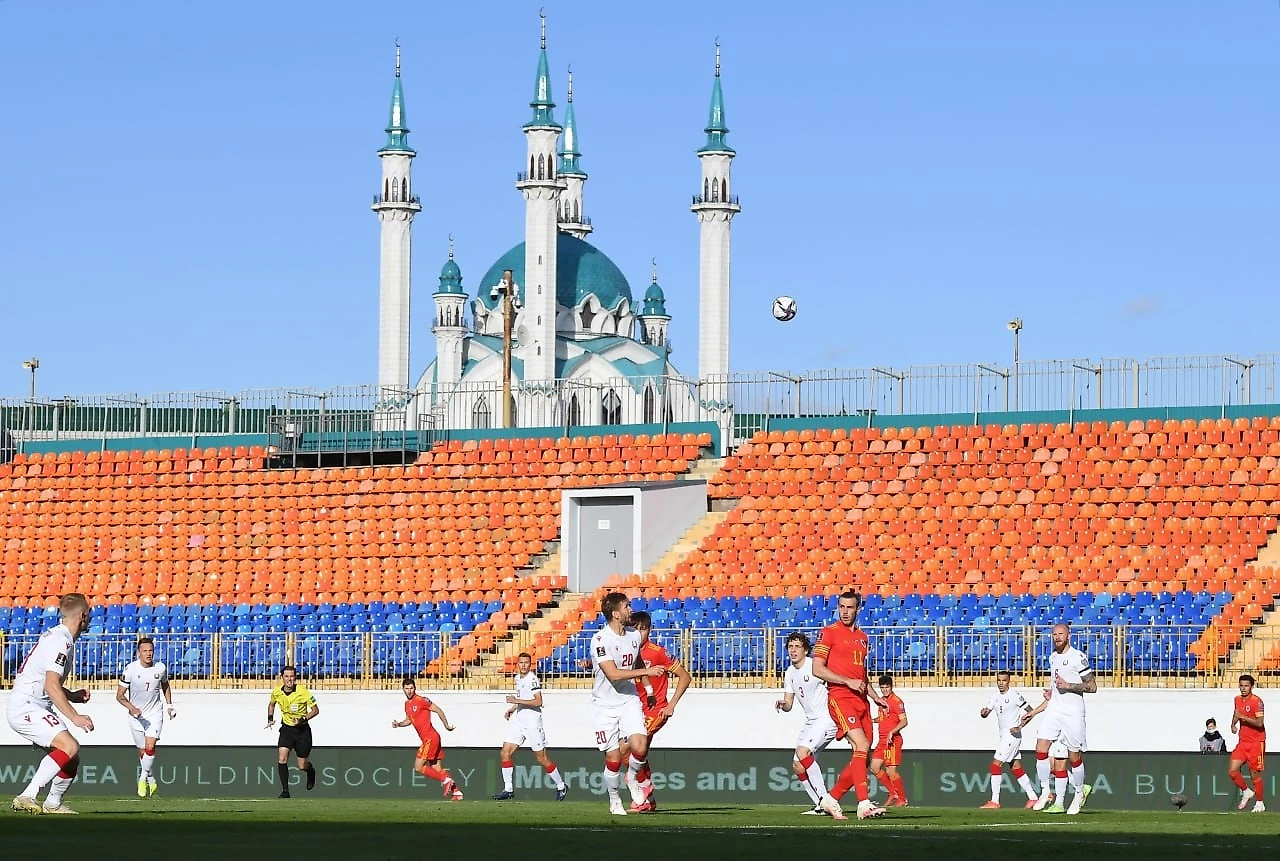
[21,357,39,402]
[1005,320,1023,410]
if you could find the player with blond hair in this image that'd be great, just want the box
[7,594,95,814]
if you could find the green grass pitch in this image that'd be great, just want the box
[0,799,1273,860]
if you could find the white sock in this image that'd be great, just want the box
[1035,757,1051,797]
[603,765,621,796]
[1070,761,1085,791]
[547,766,565,790]
[795,757,821,805]
[44,776,73,807]
[141,753,156,779]
[1054,774,1068,802]
[1017,772,1036,799]
[627,757,646,801]
[803,757,828,801]
[990,771,1002,804]
[21,754,65,799]
[502,764,514,793]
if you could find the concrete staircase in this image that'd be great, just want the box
[681,456,726,484]
[641,507,733,585]
[1223,532,1280,673]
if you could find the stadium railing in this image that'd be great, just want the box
[2,624,1274,691]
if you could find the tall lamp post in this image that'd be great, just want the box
[1006,319,1022,411]
[21,358,39,401]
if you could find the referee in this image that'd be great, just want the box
[265,666,319,798]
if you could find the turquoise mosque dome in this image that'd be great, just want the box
[475,234,633,312]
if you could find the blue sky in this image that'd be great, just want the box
[1,1,1276,399]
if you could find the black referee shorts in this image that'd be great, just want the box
[277,721,313,758]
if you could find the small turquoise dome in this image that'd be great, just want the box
[436,256,463,294]
[476,234,633,311]
[642,281,667,316]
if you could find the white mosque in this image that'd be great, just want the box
[372,16,740,430]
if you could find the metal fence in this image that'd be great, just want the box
[3,624,1272,691]
[4,353,1280,449]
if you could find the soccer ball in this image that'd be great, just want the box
[772,295,797,322]
[1170,792,1187,811]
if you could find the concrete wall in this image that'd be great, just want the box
[2,687,1264,754]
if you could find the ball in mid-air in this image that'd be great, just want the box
[772,295,798,322]
[1170,792,1187,811]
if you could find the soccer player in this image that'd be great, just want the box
[116,636,177,798]
[869,673,909,807]
[492,652,568,801]
[625,611,692,812]
[393,677,463,801]
[978,670,1037,809]
[812,589,889,821]
[1028,624,1095,815]
[265,665,318,798]
[6,593,94,815]
[589,592,666,816]
[775,632,838,815]
[1227,673,1265,813]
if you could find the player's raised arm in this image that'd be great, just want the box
[430,701,456,732]
[45,672,93,732]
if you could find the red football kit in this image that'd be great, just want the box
[874,693,906,766]
[814,622,873,742]
[1233,693,1266,773]
[405,694,442,761]
[638,641,681,736]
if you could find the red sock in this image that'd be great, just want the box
[543,762,557,774]
[891,774,907,803]
[1012,764,1026,779]
[1230,771,1249,791]
[852,754,870,802]
[990,763,1004,777]
[831,758,857,800]
[419,764,448,782]
[1253,777,1265,802]
[637,763,652,783]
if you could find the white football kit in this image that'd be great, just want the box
[783,658,838,753]
[119,660,170,747]
[5,624,76,748]
[986,688,1031,762]
[503,670,547,752]
[1037,646,1092,752]
[589,625,647,751]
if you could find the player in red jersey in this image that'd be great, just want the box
[869,673,909,807]
[1227,673,1265,813]
[624,611,692,812]
[391,677,463,801]
[811,590,888,821]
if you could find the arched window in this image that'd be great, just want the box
[384,179,389,201]
[711,180,719,202]
[568,394,581,428]
[721,178,728,201]
[703,178,709,200]
[472,396,491,430]
[602,390,622,426]
[537,154,545,179]
[643,386,656,424]
[530,155,536,177]
[573,199,579,220]
[402,178,408,201]
[547,159,554,179]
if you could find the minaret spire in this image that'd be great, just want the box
[557,64,591,239]
[516,10,565,383]
[373,42,421,408]
[692,38,740,385]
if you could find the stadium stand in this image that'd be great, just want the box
[0,432,711,681]
[536,417,1280,680]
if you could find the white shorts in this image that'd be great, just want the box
[1037,711,1087,753]
[5,698,68,749]
[796,717,839,755]
[129,709,165,748]
[590,699,647,752]
[503,711,546,752]
[1049,740,1069,759]
[994,731,1025,763]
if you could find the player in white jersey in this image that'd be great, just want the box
[589,592,666,816]
[116,637,178,798]
[492,652,568,801]
[6,593,95,815]
[978,670,1037,808]
[775,632,839,815]
[1026,624,1096,815]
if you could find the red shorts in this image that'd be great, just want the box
[874,736,903,767]
[644,709,669,737]
[1232,742,1265,773]
[828,694,873,744]
[416,732,442,763]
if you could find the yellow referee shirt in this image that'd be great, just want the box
[271,685,317,726]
